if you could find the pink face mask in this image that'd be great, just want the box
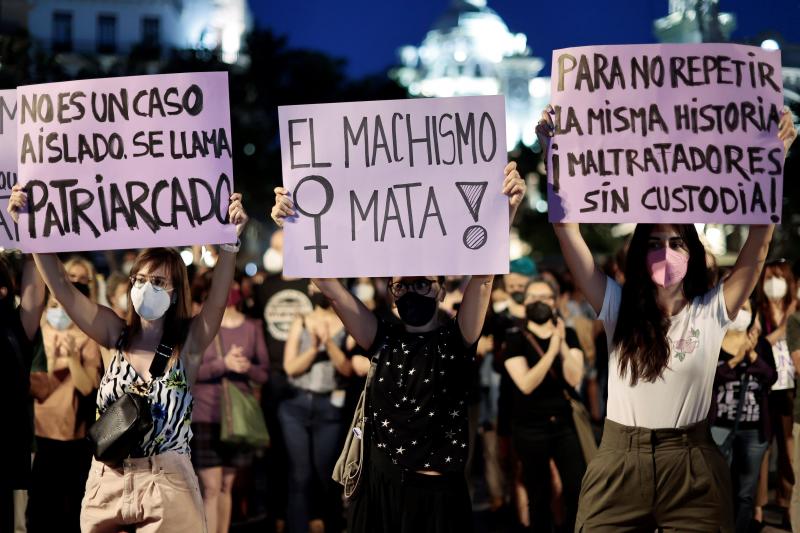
[647,247,689,288]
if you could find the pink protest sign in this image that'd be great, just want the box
[0,89,19,249]
[278,96,509,277]
[547,43,784,223]
[16,72,236,252]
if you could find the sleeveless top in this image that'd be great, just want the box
[96,337,194,456]
[288,326,347,393]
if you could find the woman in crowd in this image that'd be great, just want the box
[709,297,777,532]
[28,257,103,533]
[755,259,797,527]
[8,185,248,532]
[0,253,46,532]
[106,272,131,319]
[271,161,525,533]
[503,277,585,532]
[281,282,351,533]
[537,105,797,532]
[192,279,269,533]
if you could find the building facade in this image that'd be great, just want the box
[393,0,548,151]
[23,0,251,67]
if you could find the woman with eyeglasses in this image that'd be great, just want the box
[270,163,525,533]
[27,256,102,533]
[8,185,248,533]
[537,105,797,532]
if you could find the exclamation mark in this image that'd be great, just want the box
[456,181,488,250]
[551,143,560,193]
[770,177,779,223]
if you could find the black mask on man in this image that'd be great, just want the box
[510,291,526,305]
[526,301,554,325]
[396,292,438,327]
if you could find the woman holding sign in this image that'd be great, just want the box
[8,185,248,533]
[536,106,797,532]
[270,163,526,533]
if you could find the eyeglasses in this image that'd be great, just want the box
[389,279,438,298]
[130,275,172,292]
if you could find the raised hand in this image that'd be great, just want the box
[270,187,294,228]
[779,106,798,155]
[7,184,27,223]
[228,193,248,237]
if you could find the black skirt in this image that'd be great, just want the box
[348,445,473,533]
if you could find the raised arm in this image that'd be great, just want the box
[312,278,378,352]
[8,184,124,348]
[724,109,796,319]
[271,186,379,350]
[553,224,607,314]
[459,161,528,344]
[537,108,606,313]
[186,194,248,361]
[19,255,46,341]
[35,253,124,349]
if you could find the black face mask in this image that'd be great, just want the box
[526,301,554,325]
[396,292,438,327]
[311,293,331,310]
[73,282,91,297]
[510,291,526,305]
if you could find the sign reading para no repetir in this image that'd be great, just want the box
[279,95,509,277]
[547,43,785,224]
[16,72,237,252]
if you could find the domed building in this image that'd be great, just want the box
[392,0,549,151]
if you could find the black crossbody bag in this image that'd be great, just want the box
[88,337,174,464]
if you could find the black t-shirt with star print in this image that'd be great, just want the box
[367,317,477,474]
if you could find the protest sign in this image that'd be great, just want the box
[547,43,785,223]
[16,72,236,252]
[0,89,19,249]
[278,95,509,277]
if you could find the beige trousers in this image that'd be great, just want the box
[80,451,207,533]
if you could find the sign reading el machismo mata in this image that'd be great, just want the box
[279,95,509,277]
[16,72,237,252]
[547,43,785,224]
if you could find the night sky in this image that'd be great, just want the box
[251,0,800,78]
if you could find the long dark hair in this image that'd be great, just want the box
[125,248,192,354]
[612,224,712,385]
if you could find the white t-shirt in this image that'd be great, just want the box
[600,278,732,429]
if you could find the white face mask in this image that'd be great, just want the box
[493,301,509,314]
[130,283,172,321]
[764,277,788,301]
[263,248,283,274]
[116,293,128,312]
[46,307,72,330]
[729,310,752,332]
[122,261,135,276]
[353,283,375,303]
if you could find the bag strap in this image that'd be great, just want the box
[521,328,579,404]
